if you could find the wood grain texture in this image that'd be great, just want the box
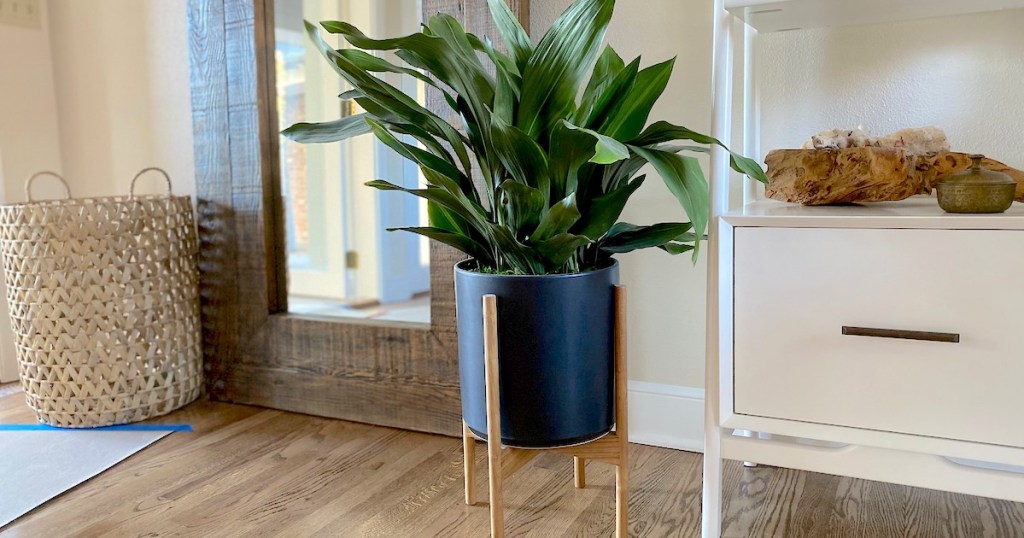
[764,148,921,205]
[188,0,239,399]
[3,392,1024,537]
[765,149,1024,206]
[187,0,529,436]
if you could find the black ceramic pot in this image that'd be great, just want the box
[454,259,619,448]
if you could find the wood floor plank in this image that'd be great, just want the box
[623,445,703,538]
[860,480,914,538]
[782,468,843,538]
[980,494,1024,538]
[721,463,777,537]
[824,476,867,538]
[3,389,1024,537]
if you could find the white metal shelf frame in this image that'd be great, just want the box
[703,2,1024,537]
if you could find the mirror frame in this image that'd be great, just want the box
[187,0,530,436]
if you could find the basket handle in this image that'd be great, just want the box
[130,167,173,198]
[25,171,73,202]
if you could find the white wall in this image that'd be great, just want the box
[47,0,196,198]
[533,0,716,388]
[760,9,1024,169]
[0,0,63,201]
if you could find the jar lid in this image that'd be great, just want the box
[941,154,1015,186]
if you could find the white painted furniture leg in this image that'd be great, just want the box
[702,425,724,538]
[705,1,733,534]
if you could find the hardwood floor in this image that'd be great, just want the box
[1,390,1023,537]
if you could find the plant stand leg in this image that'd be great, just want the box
[463,421,477,505]
[574,457,586,489]
[482,294,504,538]
[613,285,629,538]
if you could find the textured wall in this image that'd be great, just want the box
[760,9,1024,168]
[534,0,716,388]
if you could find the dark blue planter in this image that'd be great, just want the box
[454,259,619,448]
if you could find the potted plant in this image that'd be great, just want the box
[283,0,767,448]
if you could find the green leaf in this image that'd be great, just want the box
[489,115,550,198]
[424,14,494,90]
[577,57,639,130]
[489,225,545,274]
[599,222,694,254]
[489,43,518,124]
[467,33,522,83]
[303,22,472,174]
[428,201,470,236]
[632,121,769,183]
[576,175,646,240]
[581,45,625,104]
[369,178,542,274]
[389,226,493,265]
[281,114,371,143]
[600,151,649,192]
[497,180,545,238]
[354,95,466,169]
[562,121,629,164]
[535,233,591,271]
[366,179,486,240]
[486,0,533,70]
[338,89,362,100]
[335,48,452,100]
[630,146,709,261]
[366,118,464,182]
[548,121,597,200]
[532,193,581,242]
[659,242,695,255]
[600,57,675,141]
[517,0,615,139]
[418,15,497,144]
[319,19,492,153]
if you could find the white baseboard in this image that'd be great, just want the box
[627,381,705,453]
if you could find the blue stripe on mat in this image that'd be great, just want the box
[0,424,193,432]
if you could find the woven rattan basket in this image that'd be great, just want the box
[0,169,202,427]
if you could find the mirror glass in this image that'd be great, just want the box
[274,0,430,324]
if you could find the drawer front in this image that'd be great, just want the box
[733,227,1024,448]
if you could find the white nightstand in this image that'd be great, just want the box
[704,197,1024,535]
[702,1,1024,535]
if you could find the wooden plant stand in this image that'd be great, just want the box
[462,286,629,538]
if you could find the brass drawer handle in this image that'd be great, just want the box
[841,326,960,343]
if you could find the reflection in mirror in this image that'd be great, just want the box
[274,0,430,324]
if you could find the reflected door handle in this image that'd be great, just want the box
[841,326,960,343]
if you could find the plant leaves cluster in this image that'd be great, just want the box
[283,0,768,275]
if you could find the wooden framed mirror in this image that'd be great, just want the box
[187,0,529,436]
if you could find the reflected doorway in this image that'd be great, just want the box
[274,0,429,324]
